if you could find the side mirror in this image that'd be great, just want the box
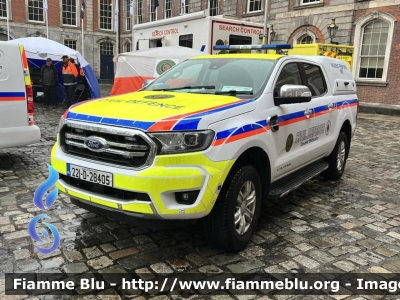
[274,84,312,106]
[142,79,155,88]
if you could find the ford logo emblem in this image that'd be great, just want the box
[84,136,108,152]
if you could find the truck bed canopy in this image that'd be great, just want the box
[111,46,207,96]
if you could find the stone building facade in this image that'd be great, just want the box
[0,0,135,79]
[0,0,264,79]
[268,0,400,105]
[0,0,262,79]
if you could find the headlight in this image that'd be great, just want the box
[148,130,215,154]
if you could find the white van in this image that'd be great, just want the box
[133,10,266,54]
[0,42,40,149]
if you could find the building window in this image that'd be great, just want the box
[28,0,44,22]
[247,0,261,13]
[301,0,321,4]
[64,39,77,50]
[136,0,142,24]
[180,0,188,14]
[209,0,218,16]
[229,35,252,45]
[179,34,193,48]
[125,0,131,30]
[292,28,318,44]
[62,0,77,26]
[100,0,113,30]
[100,42,114,55]
[359,20,388,79]
[298,35,313,44]
[124,41,131,52]
[0,0,8,18]
[353,11,395,82]
[149,0,156,22]
[165,0,172,18]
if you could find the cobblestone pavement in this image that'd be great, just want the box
[1,89,400,299]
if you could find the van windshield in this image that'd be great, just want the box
[144,58,275,97]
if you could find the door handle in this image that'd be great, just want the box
[304,108,312,118]
[328,103,334,111]
[267,115,279,132]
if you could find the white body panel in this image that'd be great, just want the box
[0,41,40,149]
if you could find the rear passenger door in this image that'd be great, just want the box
[271,60,332,180]
[299,62,331,158]
[271,61,314,178]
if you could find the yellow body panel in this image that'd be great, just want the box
[122,202,154,214]
[51,156,67,175]
[69,190,91,201]
[91,197,118,209]
[19,45,31,86]
[52,145,235,219]
[55,182,66,193]
[71,91,245,121]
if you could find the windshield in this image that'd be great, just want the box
[144,58,275,97]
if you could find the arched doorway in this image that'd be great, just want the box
[288,25,323,44]
[100,41,114,80]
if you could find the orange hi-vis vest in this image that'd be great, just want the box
[62,61,78,85]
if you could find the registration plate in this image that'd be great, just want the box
[67,164,113,187]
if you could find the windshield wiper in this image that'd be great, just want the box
[152,85,215,91]
[215,90,254,96]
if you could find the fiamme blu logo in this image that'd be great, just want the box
[28,164,60,255]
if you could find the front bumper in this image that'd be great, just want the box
[51,143,234,220]
[70,197,197,229]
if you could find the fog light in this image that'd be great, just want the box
[175,190,200,205]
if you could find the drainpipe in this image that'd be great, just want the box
[349,7,356,45]
[263,0,269,44]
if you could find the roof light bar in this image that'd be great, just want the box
[213,44,293,51]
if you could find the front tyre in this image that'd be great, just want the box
[322,132,349,180]
[203,165,262,252]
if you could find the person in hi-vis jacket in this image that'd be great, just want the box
[61,55,78,107]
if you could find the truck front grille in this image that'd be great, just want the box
[60,121,156,169]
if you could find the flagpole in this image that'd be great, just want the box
[115,0,119,55]
[82,19,84,56]
[6,0,9,40]
[46,11,48,38]
[81,0,85,57]
[43,0,48,38]
[131,0,135,51]
[263,0,269,45]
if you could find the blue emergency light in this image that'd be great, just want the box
[213,44,293,51]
